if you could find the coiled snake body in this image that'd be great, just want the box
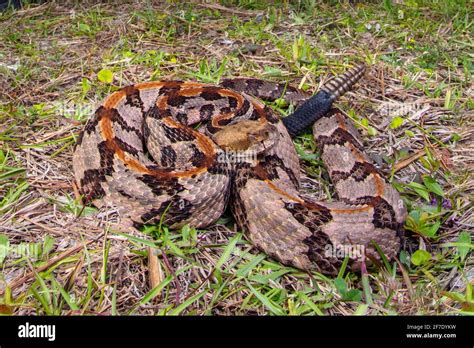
[73,65,406,275]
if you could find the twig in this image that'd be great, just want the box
[147,247,164,300]
[393,149,427,173]
[20,216,65,237]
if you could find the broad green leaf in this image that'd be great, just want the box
[422,175,444,197]
[334,278,347,294]
[424,221,441,237]
[367,126,378,136]
[275,98,288,108]
[344,289,362,302]
[97,69,113,84]
[450,133,461,142]
[390,116,404,129]
[81,78,91,94]
[78,23,91,33]
[411,250,431,266]
[407,182,430,201]
[413,187,430,201]
[334,278,362,302]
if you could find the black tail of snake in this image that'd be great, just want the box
[73,64,406,275]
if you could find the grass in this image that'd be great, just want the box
[0,0,472,316]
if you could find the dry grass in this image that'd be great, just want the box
[0,0,472,315]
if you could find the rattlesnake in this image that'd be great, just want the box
[73,64,406,275]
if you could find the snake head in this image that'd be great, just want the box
[246,123,278,154]
[213,120,277,155]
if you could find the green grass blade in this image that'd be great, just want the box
[139,275,173,307]
[236,253,266,278]
[371,240,393,273]
[297,291,324,315]
[215,233,241,270]
[51,276,79,311]
[168,290,207,316]
[245,280,286,316]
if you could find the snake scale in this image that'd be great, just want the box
[73,64,407,275]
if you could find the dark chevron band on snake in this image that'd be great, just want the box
[73,64,406,275]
